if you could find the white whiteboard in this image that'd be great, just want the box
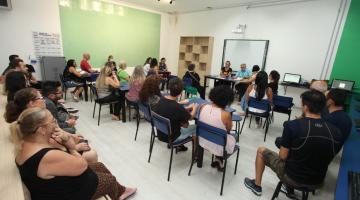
[222,39,269,70]
[32,31,63,58]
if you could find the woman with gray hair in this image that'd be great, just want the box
[13,107,136,200]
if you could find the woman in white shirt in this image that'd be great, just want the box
[198,85,235,171]
[143,57,152,76]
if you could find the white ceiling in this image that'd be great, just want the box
[115,0,305,14]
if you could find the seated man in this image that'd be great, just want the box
[244,90,344,196]
[152,78,198,152]
[235,64,260,101]
[42,81,77,134]
[80,52,98,73]
[323,88,352,141]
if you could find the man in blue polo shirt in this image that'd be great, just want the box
[235,63,252,78]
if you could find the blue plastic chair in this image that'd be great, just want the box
[149,111,193,181]
[59,74,84,100]
[272,95,294,121]
[188,121,240,196]
[135,102,154,141]
[240,97,271,141]
[232,114,242,135]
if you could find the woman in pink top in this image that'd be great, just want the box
[198,85,235,171]
[126,65,145,102]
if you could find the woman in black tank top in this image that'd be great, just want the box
[13,107,137,200]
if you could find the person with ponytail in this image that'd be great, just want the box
[12,107,136,200]
[5,88,98,163]
[244,71,273,126]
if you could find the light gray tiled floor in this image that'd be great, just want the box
[68,96,340,200]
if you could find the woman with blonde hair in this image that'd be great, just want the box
[13,107,136,200]
[117,61,130,84]
[126,65,145,102]
[95,62,123,121]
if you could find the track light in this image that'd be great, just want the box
[170,0,173,4]
[156,0,174,4]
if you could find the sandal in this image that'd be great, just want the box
[119,187,137,200]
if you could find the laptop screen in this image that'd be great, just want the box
[283,73,301,84]
[331,79,355,92]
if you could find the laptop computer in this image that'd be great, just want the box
[331,79,355,92]
[283,73,301,84]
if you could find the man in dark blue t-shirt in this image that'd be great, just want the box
[323,88,352,141]
[244,90,344,196]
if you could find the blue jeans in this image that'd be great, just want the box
[174,124,196,143]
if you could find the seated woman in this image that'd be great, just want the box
[215,60,233,87]
[63,59,84,101]
[13,107,136,200]
[5,87,98,163]
[25,64,42,89]
[159,57,168,72]
[182,64,205,99]
[147,58,159,77]
[139,75,161,106]
[244,71,273,127]
[117,61,130,84]
[268,70,280,95]
[143,57,152,76]
[96,62,123,121]
[126,65,145,103]
[198,85,235,171]
[5,71,28,102]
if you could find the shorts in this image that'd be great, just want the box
[262,149,308,188]
[263,149,286,179]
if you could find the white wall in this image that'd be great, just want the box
[165,0,342,83]
[0,0,62,79]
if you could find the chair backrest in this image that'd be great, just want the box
[248,97,271,112]
[273,95,294,108]
[138,102,152,122]
[196,120,228,147]
[183,77,193,88]
[151,111,171,136]
[89,84,99,100]
[59,74,65,84]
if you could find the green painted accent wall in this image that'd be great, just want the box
[59,0,161,68]
[330,0,360,93]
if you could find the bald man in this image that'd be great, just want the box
[80,53,97,73]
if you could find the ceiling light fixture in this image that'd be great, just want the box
[157,0,174,4]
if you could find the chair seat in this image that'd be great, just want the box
[172,136,193,146]
[64,81,84,88]
[248,111,269,117]
[185,86,198,94]
[273,106,291,113]
[232,114,242,121]
[95,99,119,104]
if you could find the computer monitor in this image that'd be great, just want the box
[283,73,301,84]
[331,79,355,92]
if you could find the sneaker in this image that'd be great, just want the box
[71,93,79,102]
[175,145,188,153]
[244,178,262,196]
[280,184,297,199]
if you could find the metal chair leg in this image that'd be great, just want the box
[240,115,247,135]
[167,147,174,181]
[264,118,270,142]
[249,115,253,128]
[93,102,96,118]
[148,129,155,163]
[220,158,227,195]
[271,181,282,200]
[234,148,240,175]
[134,109,140,141]
[302,191,309,200]
[98,104,102,126]
[188,139,196,176]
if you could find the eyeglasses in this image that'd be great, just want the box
[32,96,44,101]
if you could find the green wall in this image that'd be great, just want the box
[59,0,161,68]
[330,0,360,93]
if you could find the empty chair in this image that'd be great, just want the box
[272,95,294,121]
[135,102,154,141]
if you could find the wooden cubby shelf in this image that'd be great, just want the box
[178,36,214,85]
